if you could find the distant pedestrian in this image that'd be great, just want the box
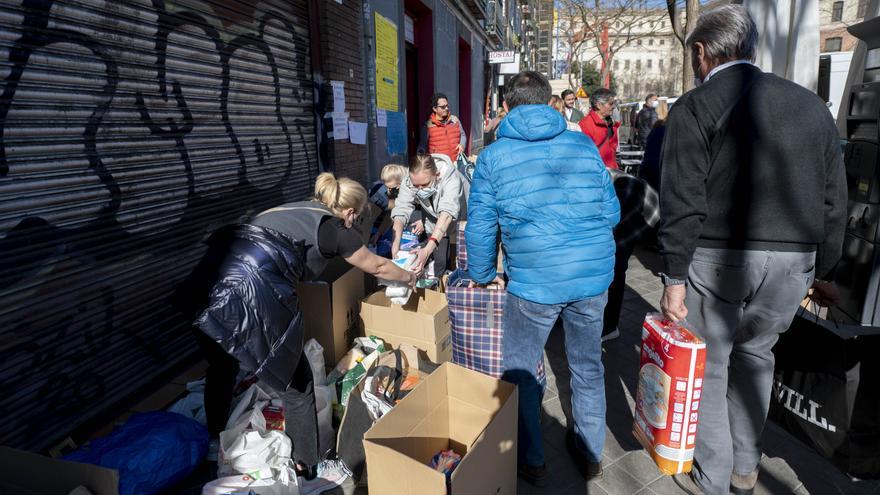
[635,93,659,148]
[550,95,583,131]
[561,88,585,123]
[578,88,620,169]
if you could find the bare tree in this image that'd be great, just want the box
[667,0,699,92]
[557,0,669,91]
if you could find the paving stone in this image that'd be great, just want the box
[596,463,650,495]
[611,451,665,487]
[646,474,685,495]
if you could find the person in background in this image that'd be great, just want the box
[562,88,585,123]
[655,98,669,121]
[175,173,415,474]
[369,164,422,246]
[602,168,660,342]
[579,88,620,169]
[550,95,583,131]
[639,119,667,194]
[483,107,508,145]
[419,93,466,161]
[635,93,659,148]
[658,5,847,494]
[391,153,464,276]
[467,70,619,487]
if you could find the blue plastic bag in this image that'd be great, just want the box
[64,411,209,495]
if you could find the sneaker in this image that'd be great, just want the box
[601,328,620,342]
[730,469,758,495]
[565,429,603,480]
[672,471,704,495]
[517,463,548,487]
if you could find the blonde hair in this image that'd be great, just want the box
[549,95,565,115]
[313,172,367,217]
[409,153,438,175]
[380,164,407,183]
[656,100,670,121]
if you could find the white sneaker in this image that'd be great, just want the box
[601,328,620,342]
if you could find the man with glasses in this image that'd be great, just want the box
[419,93,466,161]
[578,88,620,169]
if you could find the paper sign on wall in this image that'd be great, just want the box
[349,121,367,145]
[374,13,399,111]
[376,109,388,127]
[332,112,349,140]
[331,81,346,113]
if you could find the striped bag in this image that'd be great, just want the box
[446,269,545,381]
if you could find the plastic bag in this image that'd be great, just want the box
[168,379,207,425]
[201,468,299,495]
[303,339,335,455]
[219,384,292,481]
[64,411,209,495]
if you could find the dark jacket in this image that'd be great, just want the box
[658,63,847,279]
[567,107,585,123]
[636,106,658,146]
[187,224,308,391]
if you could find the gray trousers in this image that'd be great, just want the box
[685,248,815,494]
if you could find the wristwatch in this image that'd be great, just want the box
[660,273,687,286]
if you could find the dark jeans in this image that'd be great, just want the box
[194,329,320,466]
[603,243,635,335]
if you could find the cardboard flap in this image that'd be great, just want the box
[0,447,119,495]
[365,363,449,440]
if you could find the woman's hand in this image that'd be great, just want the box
[410,219,425,235]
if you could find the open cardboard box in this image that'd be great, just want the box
[298,260,365,365]
[360,288,451,363]
[0,446,119,495]
[363,362,517,495]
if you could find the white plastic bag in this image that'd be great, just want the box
[201,467,300,495]
[218,384,292,481]
[168,379,207,425]
[304,339,335,455]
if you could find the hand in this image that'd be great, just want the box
[407,271,418,290]
[454,144,464,155]
[809,280,840,307]
[411,244,433,276]
[468,275,506,289]
[660,284,688,322]
[410,219,425,235]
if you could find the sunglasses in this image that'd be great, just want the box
[435,104,449,110]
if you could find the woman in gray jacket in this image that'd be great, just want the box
[391,153,465,275]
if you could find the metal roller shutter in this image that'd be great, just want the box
[0,0,317,450]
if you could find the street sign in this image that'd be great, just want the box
[576,86,588,98]
[489,50,515,64]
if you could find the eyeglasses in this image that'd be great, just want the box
[435,104,449,110]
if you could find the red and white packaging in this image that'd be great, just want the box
[633,313,707,475]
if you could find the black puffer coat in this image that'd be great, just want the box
[182,224,307,391]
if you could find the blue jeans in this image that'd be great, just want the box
[502,291,608,466]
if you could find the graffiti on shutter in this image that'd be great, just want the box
[0,0,317,449]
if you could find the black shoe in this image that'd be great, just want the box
[566,428,603,480]
[517,463,548,487]
[672,471,704,495]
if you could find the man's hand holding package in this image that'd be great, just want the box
[661,284,688,322]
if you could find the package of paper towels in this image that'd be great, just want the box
[380,253,417,304]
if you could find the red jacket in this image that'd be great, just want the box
[426,114,463,160]
[578,111,619,169]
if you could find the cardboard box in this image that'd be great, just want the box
[0,446,119,495]
[363,362,518,495]
[360,289,451,363]
[298,262,365,365]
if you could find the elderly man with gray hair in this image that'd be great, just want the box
[657,4,847,494]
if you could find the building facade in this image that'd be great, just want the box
[820,0,871,52]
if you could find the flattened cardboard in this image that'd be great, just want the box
[298,263,365,365]
[360,289,450,343]
[0,446,119,495]
[363,362,517,495]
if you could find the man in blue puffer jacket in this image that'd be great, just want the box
[466,71,619,485]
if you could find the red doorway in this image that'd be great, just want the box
[458,38,472,155]
[404,1,433,160]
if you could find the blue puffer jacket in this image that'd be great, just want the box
[465,104,619,304]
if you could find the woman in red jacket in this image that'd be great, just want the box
[578,88,620,169]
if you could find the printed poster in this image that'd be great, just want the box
[374,12,399,111]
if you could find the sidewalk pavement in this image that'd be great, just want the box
[522,245,880,495]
